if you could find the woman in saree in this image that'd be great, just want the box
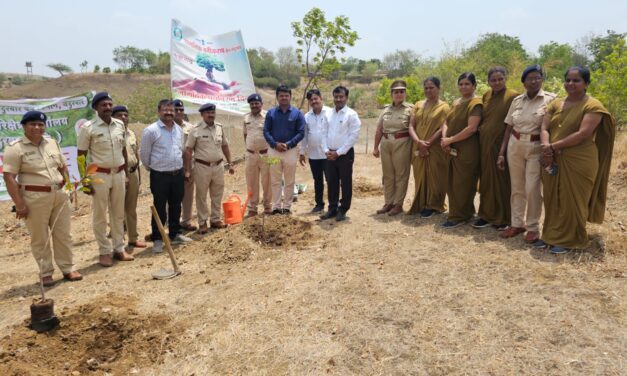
[540,66,616,254]
[440,72,482,228]
[474,67,518,230]
[407,76,450,218]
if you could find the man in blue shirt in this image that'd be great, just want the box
[263,85,305,214]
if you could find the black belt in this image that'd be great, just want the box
[195,158,223,167]
[151,168,183,176]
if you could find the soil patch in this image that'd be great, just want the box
[0,294,179,375]
[243,215,313,248]
[353,177,383,197]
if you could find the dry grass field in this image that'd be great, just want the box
[0,105,625,374]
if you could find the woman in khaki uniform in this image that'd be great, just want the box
[373,80,414,216]
[540,66,615,254]
[408,76,450,218]
[474,67,518,230]
[440,72,482,228]
[2,111,82,286]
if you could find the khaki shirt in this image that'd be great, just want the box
[378,103,413,133]
[3,136,64,186]
[179,120,195,146]
[125,129,139,168]
[186,121,228,162]
[243,110,268,151]
[505,90,557,135]
[77,116,126,168]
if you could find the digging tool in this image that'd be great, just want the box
[150,206,182,280]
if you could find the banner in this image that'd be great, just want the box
[0,92,94,201]
[170,19,255,114]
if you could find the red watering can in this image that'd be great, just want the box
[223,191,252,225]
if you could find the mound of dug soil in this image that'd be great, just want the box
[353,177,383,197]
[244,215,313,248]
[0,295,179,375]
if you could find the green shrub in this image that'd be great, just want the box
[255,76,280,88]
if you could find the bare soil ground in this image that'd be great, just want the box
[0,128,625,375]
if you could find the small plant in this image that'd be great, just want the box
[77,155,103,194]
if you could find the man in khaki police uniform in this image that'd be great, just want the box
[184,103,235,233]
[372,80,414,216]
[3,111,83,286]
[77,92,134,267]
[111,105,146,250]
[243,93,272,217]
[174,99,198,231]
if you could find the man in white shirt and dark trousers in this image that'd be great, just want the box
[319,86,362,222]
[140,99,193,253]
[299,89,332,213]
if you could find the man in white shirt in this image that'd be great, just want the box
[299,89,332,213]
[319,86,361,222]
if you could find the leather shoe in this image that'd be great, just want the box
[63,271,83,282]
[198,223,209,234]
[144,234,153,242]
[376,204,393,214]
[501,226,525,238]
[524,231,540,243]
[210,221,227,229]
[128,240,147,248]
[311,205,324,213]
[113,251,134,261]
[335,211,347,222]
[179,223,198,231]
[319,211,338,220]
[99,254,113,267]
[41,276,55,287]
[387,205,403,216]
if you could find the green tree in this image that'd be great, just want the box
[248,48,280,79]
[464,33,530,76]
[102,67,111,74]
[587,30,627,70]
[275,46,301,88]
[538,41,576,79]
[93,64,101,73]
[292,7,359,108]
[361,61,379,84]
[382,49,420,78]
[149,51,170,74]
[590,38,627,125]
[47,63,73,76]
[79,60,88,72]
[113,46,156,72]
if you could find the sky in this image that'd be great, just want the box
[4,0,626,77]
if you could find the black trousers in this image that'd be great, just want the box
[326,148,354,213]
[149,169,184,240]
[308,158,327,207]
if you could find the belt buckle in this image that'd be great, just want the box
[519,133,531,142]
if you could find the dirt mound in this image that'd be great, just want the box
[0,295,179,375]
[353,177,383,197]
[243,215,313,248]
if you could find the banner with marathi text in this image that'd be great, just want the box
[0,92,94,201]
[170,19,255,114]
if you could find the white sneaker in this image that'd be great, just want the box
[152,240,164,254]
[171,234,193,245]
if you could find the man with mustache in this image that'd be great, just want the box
[140,99,193,254]
[77,92,134,266]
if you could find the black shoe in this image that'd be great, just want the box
[319,211,338,220]
[311,205,324,213]
[420,209,436,218]
[272,209,282,215]
[472,218,490,229]
[281,209,291,215]
[335,211,347,222]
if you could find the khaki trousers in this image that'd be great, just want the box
[194,163,225,224]
[507,136,543,232]
[23,188,75,277]
[268,147,298,210]
[380,137,412,205]
[92,171,126,255]
[245,151,272,213]
[124,169,140,243]
[181,163,195,225]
